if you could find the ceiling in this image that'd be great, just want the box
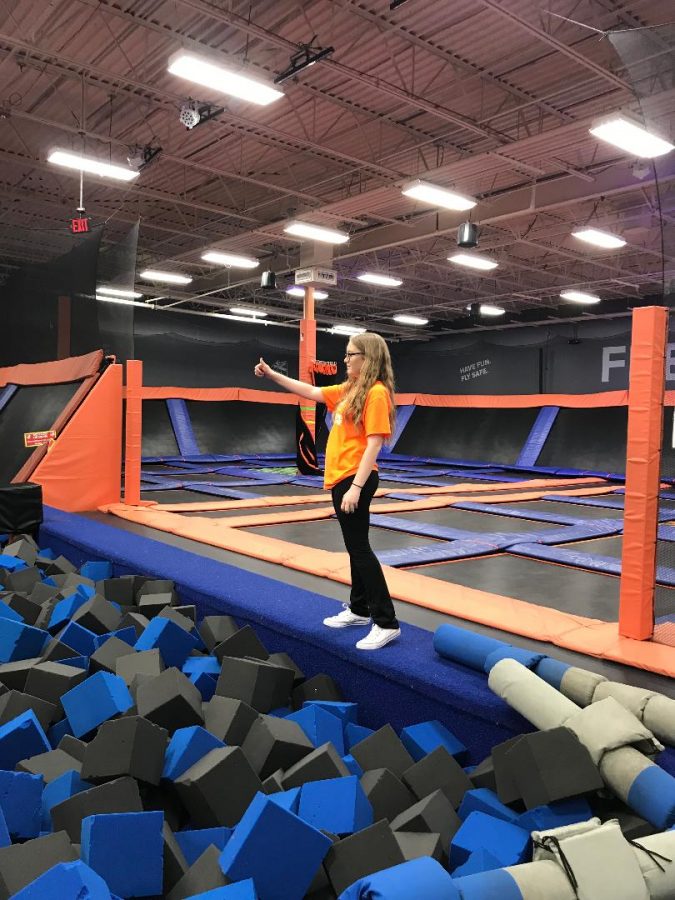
[0,0,673,338]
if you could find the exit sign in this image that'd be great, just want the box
[70,217,90,233]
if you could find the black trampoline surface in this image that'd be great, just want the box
[408,555,620,621]
[186,401,296,455]
[561,536,675,564]
[376,507,551,534]
[506,500,625,520]
[395,406,539,465]
[0,381,83,482]
[536,407,628,472]
[242,520,439,554]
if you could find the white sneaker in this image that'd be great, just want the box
[323,604,371,628]
[356,624,401,650]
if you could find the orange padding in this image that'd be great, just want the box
[101,501,675,678]
[140,387,298,404]
[32,365,123,512]
[0,350,104,388]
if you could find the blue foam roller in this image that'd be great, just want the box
[534,657,571,691]
[80,562,113,581]
[185,881,257,899]
[0,769,42,839]
[338,857,460,899]
[134,618,199,668]
[81,810,164,897]
[483,646,545,674]
[627,763,675,829]
[458,789,519,824]
[298,775,372,836]
[268,788,301,814]
[344,723,374,751]
[219,793,332,900]
[0,710,50,770]
[41,770,91,831]
[449,812,530,870]
[303,701,358,726]
[0,620,49,663]
[57,622,100,658]
[285,705,345,755]
[61,672,133,738]
[451,848,503,878]
[0,600,23,624]
[518,798,593,833]
[175,827,233,867]
[163,726,225,781]
[9,860,112,900]
[452,869,523,900]
[400,721,467,763]
[342,755,363,777]
[433,625,504,671]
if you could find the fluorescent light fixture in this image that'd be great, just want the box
[449,253,498,271]
[285,286,328,299]
[402,180,476,211]
[212,313,269,324]
[590,114,674,158]
[467,303,505,316]
[284,221,349,244]
[97,286,144,299]
[167,51,283,106]
[358,273,402,287]
[202,251,259,269]
[560,290,601,304]
[572,228,626,249]
[332,324,365,335]
[95,295,144,307]
[229,307,267,317]
[140,269,193,285]
[47,149,138,182]
[394,314,428,325]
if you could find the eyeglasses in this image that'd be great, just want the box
[344,351,363,359]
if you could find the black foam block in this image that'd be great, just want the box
[115,648,164,685]
[282,743,351,790]
[241,714,314,779]
[139,593,175,618]
[4,593,42,625]
[17,748,81,783]
[40,638,79,662]
[198,616,238,653]
[402,746,473,809]
[58,735,87,762]
[0,830,77,899]
[3,539,38,566]
[43,556,77,576]
[390,789,461,850]
[261,770,284,794]
[491,735,528,804]
[89,636,137,674]
[118,612,150,638]
[136,667,204,733]
[51,776,144,842]
[81,715,168,785]
[24,660,88,708]
[291,674,342,711]
[268,652,304,686]
[139,782,186,833]
[166,846,230,900]
[49,574,95,594]
[324,820,405,897]
[351,725,415,779]
[96,578,135,606]
[29,582,62,606]
[163,821,189,894]
[0,659,43,693]
[503,728,604,809]
[173,605,197,623]
[213,626,270,663]
[2,566,41,594]
[138,579,176,598]
[394,831,444,863]
[71,596,122,635]
[158,607,197,634]
[175,746,262,828]
[0,690,57,729]
[360,769,415,823]
[216,656,294,713]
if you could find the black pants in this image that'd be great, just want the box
[331,472,399,629]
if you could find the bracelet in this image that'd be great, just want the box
[353,482,363,490]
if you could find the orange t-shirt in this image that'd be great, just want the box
[321,381,392,489]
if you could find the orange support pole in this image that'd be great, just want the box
[124,359,143,506]
[619,306,668,640]
[299,286,317,439]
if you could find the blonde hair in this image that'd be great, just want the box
[342,332,396,440]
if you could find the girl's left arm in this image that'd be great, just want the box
[340,436,384,513]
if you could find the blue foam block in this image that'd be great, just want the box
[400,721,467,763]
[483,646,545,673]
[175,827,233,867]
[163,726,225,781]
[0,555,27,572]
[189,671,218,702]
[534,657,570,691]
[57,621,100,657]
[0,710,50,770]
[0,619,49,663]
[451,848,503,878]
[41,770,91,831]
[61,672,133,738]
[185,881,257,899]
[47,718,73,749]
[219,793,332,900]
[106,627,137,647]
[298,775,373,835]
[449,812,531,870]
[342,754,363,777]
[458,789,519,824]
[285,706,345,756]
[0,769,42,839]
[433,625,503,671]
[344,723,374,751]
[80,561,113,581]
[134,617,199,668]
[49,592,90,634]
[268,788,301,814]
[57,656,90,671]
[338,857,460,900]
[10,860,112,900]
[0,600,23,624]
[183,657,221,677]
[627,763,675,829]
[452,869,523,900]
[82,810,164,897]
[302,701,358,726]
[518,798,593,833]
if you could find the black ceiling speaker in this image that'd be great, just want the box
[261,270,276,290]
[458,222,479,248]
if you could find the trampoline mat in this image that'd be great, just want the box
[560,536,675,562]
[243,520,439,554]
[381,508,550,534]
[142,401,179,458]
[506,500,625,520]
[239,483,325,496]
[0,381,83,482]
[187,401,295,455]
[394,406,539,465]
[407,555,619,621]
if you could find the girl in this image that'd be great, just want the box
[254,332,401,650]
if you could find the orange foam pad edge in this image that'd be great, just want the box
[0,350,104,388]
